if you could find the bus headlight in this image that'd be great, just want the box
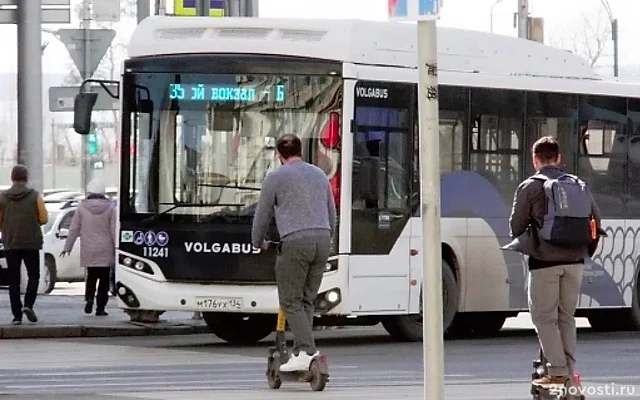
[116,283,140,308]
[315,288,341,313]
[325,258,338,273]
[326,291,339,303]
[119,254,154,275]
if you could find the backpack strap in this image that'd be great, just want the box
[531,172,577,183]
[530,174,550,183]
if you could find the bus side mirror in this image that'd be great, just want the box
[138,98,154,114]
[73,92,99,135]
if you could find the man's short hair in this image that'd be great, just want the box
[276,134,302,159]
[10,164,28,182]
[532,136,560,164]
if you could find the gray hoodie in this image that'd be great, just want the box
[63,197,116,267]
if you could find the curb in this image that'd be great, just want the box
[0,323,211,339]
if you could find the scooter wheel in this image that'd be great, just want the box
[268,372,282,389]
[309,360,328,392]
[266,357,282,389]
[530,385,543,400]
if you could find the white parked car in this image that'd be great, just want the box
[0,189,119,293]
[43,190,83,204]
[41,201,85,293]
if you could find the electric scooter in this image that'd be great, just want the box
[531,348,585,400]
[266,308,329,391]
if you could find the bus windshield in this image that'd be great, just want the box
[122,70,342,219]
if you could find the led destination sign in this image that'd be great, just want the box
[170,83,286,103]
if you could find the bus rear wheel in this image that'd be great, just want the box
[203,312,275,345]
[381,259,457,341]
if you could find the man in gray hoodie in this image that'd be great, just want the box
[0,165,48,325]
[61,179,116,316]
[252,134,336,373]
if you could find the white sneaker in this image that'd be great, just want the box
[279,351,319,372]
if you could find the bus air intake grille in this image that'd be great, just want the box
[216,28,272,39]
[156,28,208,40]
[278,29,326,42]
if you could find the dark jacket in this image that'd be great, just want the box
[506,165,602,269]
[0,184,48,250]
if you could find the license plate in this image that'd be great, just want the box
[194,297,243,310]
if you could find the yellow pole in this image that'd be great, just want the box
[276,308,286,332]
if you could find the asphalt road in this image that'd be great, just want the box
[0,325,639,400]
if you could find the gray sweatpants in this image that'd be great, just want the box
[528,263,584,377]
[275,236,331,356]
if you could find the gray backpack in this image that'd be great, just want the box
[531,173,594,248]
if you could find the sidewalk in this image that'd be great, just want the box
[0,290,209,339]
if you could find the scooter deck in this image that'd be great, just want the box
[266,347,330,391]
[530,348,584,400]
[267,309,330,391]
[268,347,329,375]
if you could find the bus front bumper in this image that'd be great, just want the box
[115,266,344,315]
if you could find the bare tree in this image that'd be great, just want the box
[549,5,612,69]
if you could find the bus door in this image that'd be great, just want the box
[347,80,415,313]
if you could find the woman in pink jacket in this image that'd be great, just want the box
[61,179,116,316]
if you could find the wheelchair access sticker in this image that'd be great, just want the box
[125,230,171,259]
[129,230,169,247]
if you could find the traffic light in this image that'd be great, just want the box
[88,132,99,156]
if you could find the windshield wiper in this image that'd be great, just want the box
[139,203,244,226]
[139,203,180,226]
[197,183,262,191]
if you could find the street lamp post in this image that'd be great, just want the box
[490,0,504,33]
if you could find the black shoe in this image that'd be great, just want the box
[22,307,37,323]
[84,302,93,314]
[96,309,108,316]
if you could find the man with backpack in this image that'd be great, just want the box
[508,136,602,387]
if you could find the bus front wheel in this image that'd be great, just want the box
[381,259,458,341]
[203,312,275,345]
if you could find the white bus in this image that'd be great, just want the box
[73,16,640,344]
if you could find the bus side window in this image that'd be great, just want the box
[469,88,524,204]
[577,95,626,219]
[352,135,378,208]
[352,120,411,211]
[525,92,578,176]
[625,98,640,217]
